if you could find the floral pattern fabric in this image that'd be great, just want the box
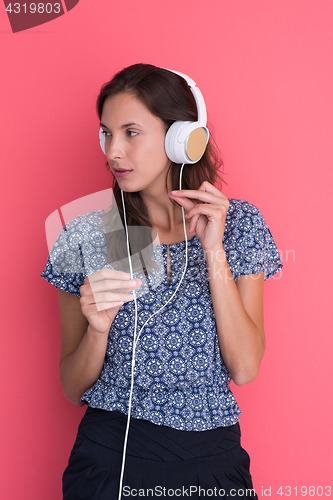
[41,198,283,431]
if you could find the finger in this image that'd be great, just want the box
[83,301,124,314]
[95,302,124,312]
[81,291,135,310]
[92,291,135,303]
[171,179,223,196]
[171,180,229,201]
[86,290,134,307]
[80,280,139,298]
[186,201,227,216]
[168,193,196,212]
[89,278,141,294]
[86,269,132,285]
[198,181,226,198]
[188,213,200,233]
[186,204,227,221]
[169,189,224,205]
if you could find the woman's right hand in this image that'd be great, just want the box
[79,269,142,334]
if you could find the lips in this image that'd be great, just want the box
[114,169,131,172]
[113,168,132,178]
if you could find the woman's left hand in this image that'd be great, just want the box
[168,181,230,252]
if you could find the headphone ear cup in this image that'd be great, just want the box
[99,128,106,155]
[186,127,209,162]
[165,121,209,164]
[165,121,192,164]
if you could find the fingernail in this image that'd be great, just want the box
[170,190,178,194]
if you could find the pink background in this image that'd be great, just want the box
[1,1,332,498]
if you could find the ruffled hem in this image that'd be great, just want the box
[264,261,283,280]
[40,258,83,296]
[81,380,241,431]
[237,260,283,281]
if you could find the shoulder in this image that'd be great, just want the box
[41,210,104,294]
[56,209,105,247]
[47,209,105,264]
[225,198,265,231]
[62,209,104,233]
[227,198,262,216]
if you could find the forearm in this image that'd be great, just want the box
[205,246,265,385]
[59,325,109,406]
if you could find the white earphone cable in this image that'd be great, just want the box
[117,164,187,499]
[117,189,138,500]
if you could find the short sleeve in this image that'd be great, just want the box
[40,221,86,297]
[226,200,283,281]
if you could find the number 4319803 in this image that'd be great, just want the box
[6,3,61,14]
[277,485,331,496]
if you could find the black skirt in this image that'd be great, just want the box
[63,406,258,500]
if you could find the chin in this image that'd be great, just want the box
[115,182,137,193]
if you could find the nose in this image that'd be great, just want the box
[105,133,124,160]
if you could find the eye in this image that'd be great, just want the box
[127,130,138,137]
[101,130,111,137]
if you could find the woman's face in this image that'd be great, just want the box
[100,92,171,195]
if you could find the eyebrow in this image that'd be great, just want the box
[99,122,142,129]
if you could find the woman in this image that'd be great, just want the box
[41,63,283,499]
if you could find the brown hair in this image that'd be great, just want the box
[96,63,227,273]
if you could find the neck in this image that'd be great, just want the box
[138,169,183,232]
[141,192,183,233]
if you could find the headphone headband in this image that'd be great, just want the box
[162,68,207,128]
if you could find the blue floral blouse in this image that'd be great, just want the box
[41,198,283,431]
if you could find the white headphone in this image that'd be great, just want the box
[99,68,209,164]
